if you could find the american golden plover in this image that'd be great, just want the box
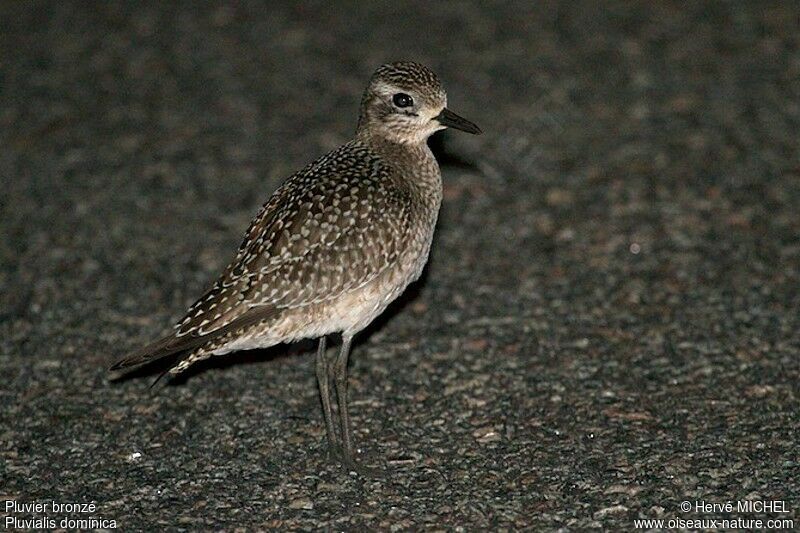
[111,61,481,471]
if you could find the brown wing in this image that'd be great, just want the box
[173,140,412,337]
[111,141,412,374]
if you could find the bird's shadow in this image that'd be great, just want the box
[429,132,479,171]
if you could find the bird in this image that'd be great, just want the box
[110,61,481,472]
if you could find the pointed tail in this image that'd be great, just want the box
[109,305,279,375]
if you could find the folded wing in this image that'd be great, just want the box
[111,142,411,372]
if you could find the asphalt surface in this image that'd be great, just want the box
[2,1,798,530]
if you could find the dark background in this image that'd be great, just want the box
[2,1,798,529]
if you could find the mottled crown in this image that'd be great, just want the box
[357,61,448,143]
[371,61,445,97]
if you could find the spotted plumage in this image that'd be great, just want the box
[110,61,481,472]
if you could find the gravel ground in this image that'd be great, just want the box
[2,1,798,530]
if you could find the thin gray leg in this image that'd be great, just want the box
[315,336,338,453]
[333,335,355,464]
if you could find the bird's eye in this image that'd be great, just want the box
[392,93,414,108]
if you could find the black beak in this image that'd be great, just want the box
[435,108,482,135]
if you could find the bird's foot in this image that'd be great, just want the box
[326,442,344,464]
[327,443,382,478]
[341,453,383,478]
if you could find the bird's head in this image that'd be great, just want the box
[357,61,481,145]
